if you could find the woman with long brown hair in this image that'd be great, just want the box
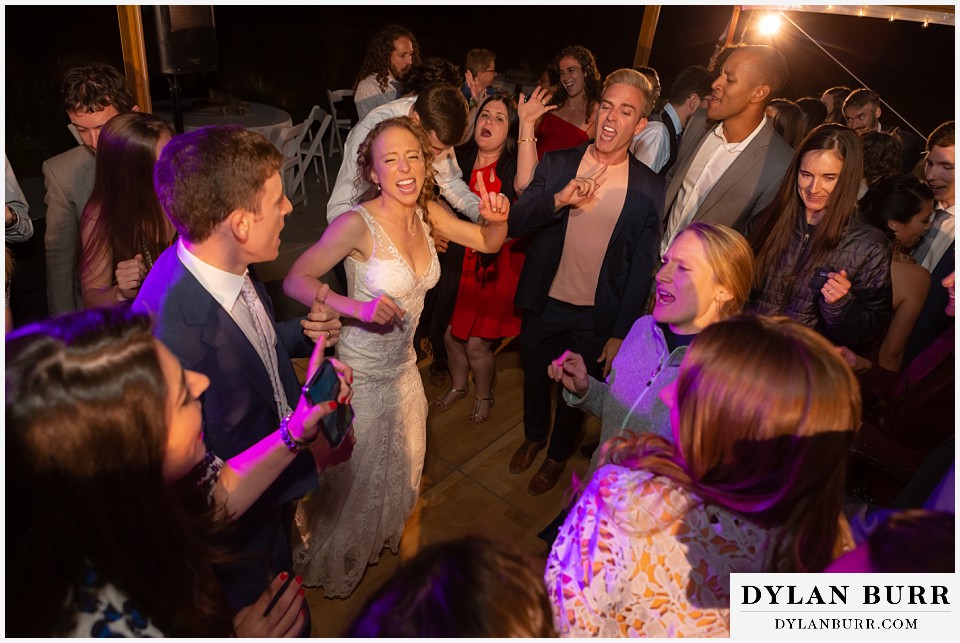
[545,315,858,637]
[6,307,351,636]
[534,45,602,159]
[79,112,176,307]
[749,124,892,349]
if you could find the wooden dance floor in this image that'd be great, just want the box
[291,346,598,635]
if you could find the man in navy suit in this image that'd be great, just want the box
[134,126,341,619]
[507,69,664,495]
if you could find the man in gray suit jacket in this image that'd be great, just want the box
[662,45,794,255]
[43,63,136,316]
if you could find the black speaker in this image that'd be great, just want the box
[154,6,219,75]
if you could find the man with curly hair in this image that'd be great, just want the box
[43,62,138,315]
[354,25,419,120]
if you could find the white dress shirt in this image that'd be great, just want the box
[662,117,767,255]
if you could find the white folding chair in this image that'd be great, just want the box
[299,105,333,192]
[327,89,355,157]
[277,121,309,207]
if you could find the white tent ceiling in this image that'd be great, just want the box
[746,4,954,27]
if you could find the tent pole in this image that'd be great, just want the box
[117,6,152,113]
[724,5,742,47]
[633,5,661,68]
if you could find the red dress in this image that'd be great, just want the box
[535,111,590,160]
[448,162,526,341]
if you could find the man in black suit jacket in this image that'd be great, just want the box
[507,69,664,495]
[134,126,342,621]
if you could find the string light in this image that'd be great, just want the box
[759,13,781,35]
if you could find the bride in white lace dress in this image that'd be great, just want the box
[283,116,509,597]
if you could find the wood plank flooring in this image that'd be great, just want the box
[293,347,600,636]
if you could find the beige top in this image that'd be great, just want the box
[547,151,628,306]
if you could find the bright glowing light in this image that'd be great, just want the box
[759,14,781,35]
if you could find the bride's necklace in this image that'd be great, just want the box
[405,215,419,236]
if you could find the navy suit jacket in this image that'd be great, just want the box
[133,245,317,608]
[508,142,664,339]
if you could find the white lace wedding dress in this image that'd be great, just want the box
[293,205,440,597]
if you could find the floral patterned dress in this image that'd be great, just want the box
[545,465,782,637]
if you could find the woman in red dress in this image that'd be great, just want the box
[535,46,602,160]
[434,92,542,423]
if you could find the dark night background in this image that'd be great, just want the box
[4,4,955,177]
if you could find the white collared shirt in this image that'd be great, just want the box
[663,117,767,254]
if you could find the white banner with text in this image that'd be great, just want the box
[730,573,958,640]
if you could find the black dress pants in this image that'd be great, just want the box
[519,297,607,462]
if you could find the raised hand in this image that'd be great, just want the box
[475,171,510,224]
[518,86,556,125]
[547,350,590,397]
[115,254,147,301]
[554,164,607,210]
[232,572,306,638]
[302,282,342,346]
[822,269,851,305]
[359,293,405,325]
[464,70,484,102]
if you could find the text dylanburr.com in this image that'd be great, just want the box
[730,573,958,640]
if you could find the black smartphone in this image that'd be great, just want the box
[262,573,294,617]
[302,359,353,448]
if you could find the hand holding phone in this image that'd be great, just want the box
[286,337,353,450]
[301,357,355,448]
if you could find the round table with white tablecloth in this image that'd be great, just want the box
[151,99,293,149]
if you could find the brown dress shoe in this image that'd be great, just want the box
[528,457,566,496]
[509,438,546,474]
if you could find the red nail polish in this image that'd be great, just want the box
[280,571,289,582]
[298,587,305,596]
[295,575,303,584]
[329,401,338,410]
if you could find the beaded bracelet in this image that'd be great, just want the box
[279,412,317,453]
[518,137,538,143]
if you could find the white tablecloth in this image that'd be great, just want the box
[152,99,293,148]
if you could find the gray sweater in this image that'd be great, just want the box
[563,315,687,476]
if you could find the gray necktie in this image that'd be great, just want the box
[239,274,290,419]
[912,208,951,265]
